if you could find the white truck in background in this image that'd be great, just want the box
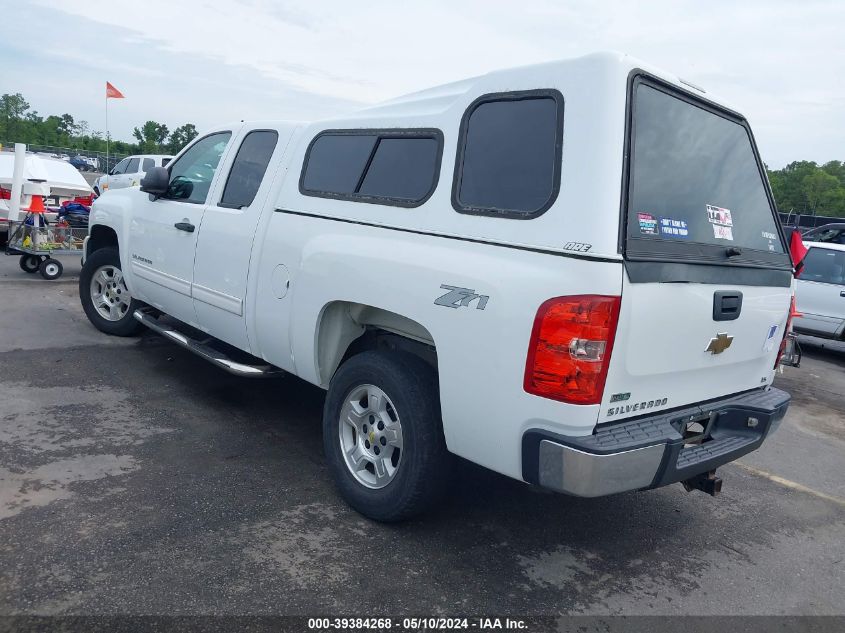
[79,53,794,521]
[93,154,173,197]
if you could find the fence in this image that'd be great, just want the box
[0,142,128,174]
[779,212,844,229]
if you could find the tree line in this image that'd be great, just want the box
[767,161,845,218]
[0,92,198,157]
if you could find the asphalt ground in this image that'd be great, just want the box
[0,254,843,617]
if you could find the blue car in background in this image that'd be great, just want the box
[69,155,98,172]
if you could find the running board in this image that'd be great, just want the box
[133,309,283,378]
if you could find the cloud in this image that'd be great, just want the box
[3,0,844,167]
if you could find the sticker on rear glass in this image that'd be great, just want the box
[763,325,779,352]
[637,213,658,235]
[707,204,733,227]
[713,224,734,240]
[659,217,689,238]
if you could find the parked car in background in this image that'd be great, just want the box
[794,242,845,340]
[70,155,96,171]
[802,223,845,245]
[93,154,172,196]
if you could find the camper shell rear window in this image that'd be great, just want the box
[623,75,791,273]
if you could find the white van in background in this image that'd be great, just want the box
[93,154,172,196]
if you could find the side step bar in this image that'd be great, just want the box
[133,309,283,378]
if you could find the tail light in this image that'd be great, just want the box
[524,295,621,404]
[775,295,801,368]
[0,187,10,200]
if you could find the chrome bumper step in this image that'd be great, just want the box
[133,308,283,378]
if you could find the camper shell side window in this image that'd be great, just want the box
[299,128,444,208]
[452,89,564,220]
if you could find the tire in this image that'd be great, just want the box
[93,186,100,197]
[19,254,40,274]
[39,258,63,280]
[79,247,144,336]
[323,350,452,522]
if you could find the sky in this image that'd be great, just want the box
[1,0,843,168]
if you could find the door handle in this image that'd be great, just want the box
[174,222,195,233]
[840,291,845,297]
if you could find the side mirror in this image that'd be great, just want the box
[139,167,169,197]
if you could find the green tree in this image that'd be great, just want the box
[0,92,30,142]
[167,123,198,154]
[57,113,76,137]
[132,120,170,153]
[802,170,841,215]
[821,160,845,187]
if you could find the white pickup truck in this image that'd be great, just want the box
[79,52,794,521]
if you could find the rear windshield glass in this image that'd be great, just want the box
[627,83,784,254]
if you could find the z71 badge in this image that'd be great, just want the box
[434,285,489,310]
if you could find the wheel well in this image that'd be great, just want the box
[316,302,437,386]
[88,224,118,255]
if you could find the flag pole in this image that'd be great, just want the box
[105,87,109,188]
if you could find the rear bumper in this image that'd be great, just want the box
[522,387,790,497]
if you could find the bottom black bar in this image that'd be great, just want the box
[0,616,842,633]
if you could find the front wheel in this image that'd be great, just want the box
[39,258,63,280]
[79,247,144,336]
[323,351,452,522]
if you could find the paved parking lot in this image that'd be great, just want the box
[0,254,843,616]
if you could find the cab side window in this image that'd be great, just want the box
[164,132,232,204]
[111,158,129,175]
[219,130,279,209]
[142,158,155,172]
[126,157,140,173]
[801,248,845,285]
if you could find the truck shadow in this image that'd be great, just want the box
[795,334,845,364]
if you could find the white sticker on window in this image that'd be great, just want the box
[707,204,733,227]
[713,224,734,241]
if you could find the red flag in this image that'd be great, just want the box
[789,229,808,277]
[106,82,125,99]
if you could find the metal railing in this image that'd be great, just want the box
[0,142,128,173]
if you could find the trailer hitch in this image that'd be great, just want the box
[682,470,722,496]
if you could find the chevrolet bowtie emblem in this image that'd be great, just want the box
[705,332,734,354]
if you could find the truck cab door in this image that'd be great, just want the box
[191,127,293,353]
[126,131,235,327]
[794,246,845,337]
[103,157,129,192]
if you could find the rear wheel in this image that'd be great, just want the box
[323,351,452,522]
[19,254,40,274]
[79,247,143,336]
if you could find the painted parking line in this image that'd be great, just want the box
[736,461,845,507]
